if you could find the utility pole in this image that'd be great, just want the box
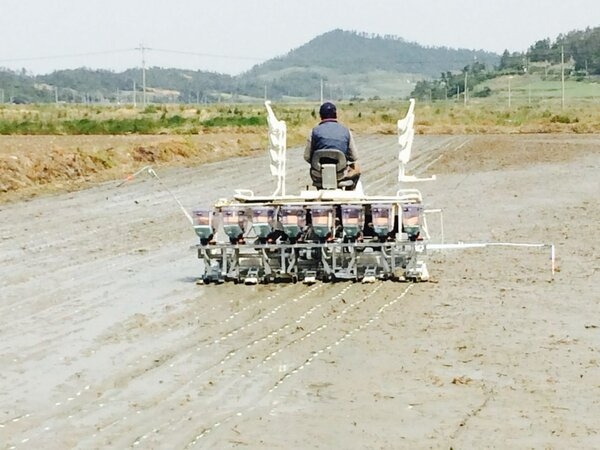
[55,87,59,104]
[133,80,137,108]
[137,43,147,108]
[561,45,565,110]
[526,59,531,106]
[463,71,468,106]
[320,78,324,103]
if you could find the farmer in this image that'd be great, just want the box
[304,101,361,189]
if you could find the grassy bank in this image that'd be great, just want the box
[2,97,600,138]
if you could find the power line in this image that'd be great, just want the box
[0,47,505,68]
[148,47,267,62]
[0,48,135,64]
[0,47,269,66]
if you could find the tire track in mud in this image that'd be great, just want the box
[5,279,395,449]
[1,283,294,448]
[2,281,314,448]
[81,283,343,447]
[364,135,468,194]
[122,282,383,448]
[183,283,415,449]
[408,136,467,172]
[132,282,414,449]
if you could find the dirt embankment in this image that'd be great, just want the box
[0,131,265,202]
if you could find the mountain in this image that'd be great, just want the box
[239,29,500,99]
[1,29,502,103]
[247,29,498,77]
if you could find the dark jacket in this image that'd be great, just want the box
[304,119,358,163]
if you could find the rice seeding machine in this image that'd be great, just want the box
[192,99,437,285]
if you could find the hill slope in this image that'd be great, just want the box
[249,29,498,77]
[240,29,499,99]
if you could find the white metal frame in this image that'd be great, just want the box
[397,98,436,182]
[265,100,287,196]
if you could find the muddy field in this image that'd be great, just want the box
[0,133,599,449]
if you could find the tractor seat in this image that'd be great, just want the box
[310,149,353,190]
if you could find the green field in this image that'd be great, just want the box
[481,74,600,105]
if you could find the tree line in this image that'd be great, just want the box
[410,26,600,101]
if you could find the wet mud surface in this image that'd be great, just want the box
[1,134,599,448]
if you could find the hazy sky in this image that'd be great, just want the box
[1,0,598,75]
